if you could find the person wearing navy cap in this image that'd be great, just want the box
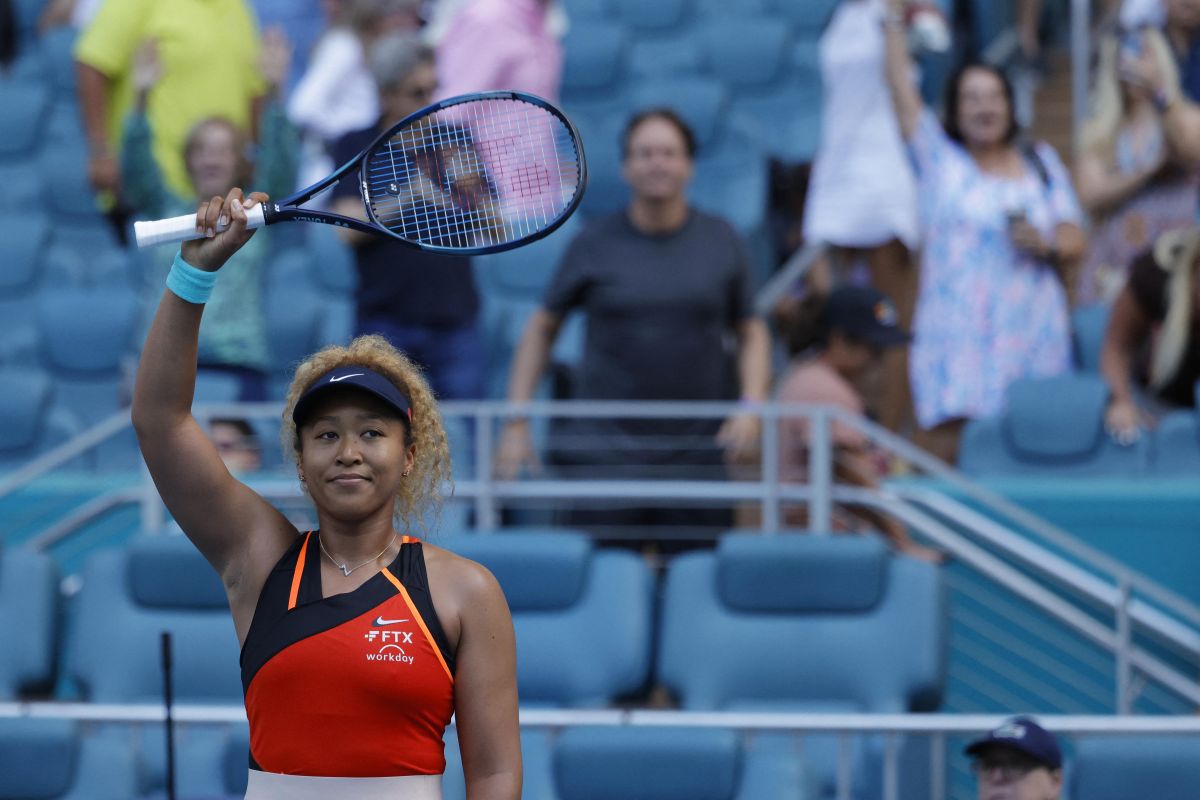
[132,189,521,798]
[965,716,1063,800]
[776,285,942,562]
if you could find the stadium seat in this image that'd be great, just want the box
[630,77,728,150]
[958,374,1149,478]
[572,115,627,219]
[1150,405,1200,477]
[556,726,782,800]
[0,212,50,361]
[43,238,130,286]
[443,727,557,800]
[611,0,692,31]
[440,531,654,706]
[0,81,51,158]
[560,20,630,119]
[694,0,772,16]
[36,287,140,468]
[0,366,81,469]
[768,0,838,35]
[628,34,703,80]
[1071,304,1110,372]
[64,534,242,703]
[0,545,58,699]
[0,212,49,294]
[38,25,80,98]
[0,160,45,213]
[264,256,327,399]
[561,0,612,21]
[0,718,139,800]
[658,534,943,797]
[1069,735,1200,800]
[304,225,359,295]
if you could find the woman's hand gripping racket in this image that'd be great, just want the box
[134,91,587,255]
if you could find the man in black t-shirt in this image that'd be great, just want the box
[328,33,484,400]
[495,109,772,545]
[1101,228,1200,444]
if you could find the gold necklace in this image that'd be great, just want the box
[318,533,396,576]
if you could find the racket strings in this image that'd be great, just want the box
[364,97,582,249]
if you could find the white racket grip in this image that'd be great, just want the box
[134,203,267,248]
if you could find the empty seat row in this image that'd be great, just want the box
[4,531,943,798]
[958,373,1200,478]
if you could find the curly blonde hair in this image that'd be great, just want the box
[1080,29,1179,159]
[281,335,452,534]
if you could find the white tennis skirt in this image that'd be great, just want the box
[244,769,443,799]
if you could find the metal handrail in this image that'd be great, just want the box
[6,399,1200,711]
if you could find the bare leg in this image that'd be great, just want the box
[912,418,968,464]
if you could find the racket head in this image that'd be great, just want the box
[358,91,587,255]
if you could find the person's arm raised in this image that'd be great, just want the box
[132,189,296,596]
[883,0,923,140]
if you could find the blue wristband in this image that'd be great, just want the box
[165,251,218,305]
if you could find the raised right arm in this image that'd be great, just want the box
[883,0,924,141]
[132,190,295,605]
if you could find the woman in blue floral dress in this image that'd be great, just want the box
[883,0,1087,461]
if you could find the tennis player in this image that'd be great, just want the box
[132,188,521,800]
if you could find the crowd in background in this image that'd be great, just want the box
[1,0,1198,550]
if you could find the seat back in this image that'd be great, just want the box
[1150,406,1200,476]
[1069,735,1200,799]
[440,531,654,706]
[958,374,1148,477]
[658,534,944,712]
[65,536,242,703]
[0,546,59,699]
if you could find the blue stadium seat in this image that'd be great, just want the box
[43,238,129,286]
[443,727,557,800]
[631,76,728,151]
[0,212,50,295]
[554,726,803,800]
[0,212,50,361]
[560,20,629,119]
[0,366,81,469]
[611,0,692,31]
[1069,735,1200,800]
[658,534,943,797]
[0,160,45,213]
[768,0,838,35]
[0,545,58,698]
[1071,304,1110,372]
[37,287,140,468]
[561,0,612,21]
[440,531,654,706]
[304,225,359,295]
[958,374,1149,477]
[690,116,769,239]
[628,34,703,80]
[0,82,51,158]
[694,0,771,16]
[65,534,242,702]
[264,255,326,399]
[1150,406,1200,477]
[572,116,627,219]
[0,718,139,800]
[38,25,80,98]
[42,137,107,223]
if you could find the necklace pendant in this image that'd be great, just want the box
[339,563,352,576]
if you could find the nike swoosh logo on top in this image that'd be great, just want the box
[330,373,364,383]
[373,616,409,626]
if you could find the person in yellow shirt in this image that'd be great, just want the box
[74,0,266,204]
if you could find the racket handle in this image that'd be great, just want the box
[133,203,267,248]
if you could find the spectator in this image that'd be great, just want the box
[884,0,1086,463]
[1101,227,1200,443]
[75,0,266,205]
[1077,27,1198,305]
[802,0,921,433]
[122,34,298,401]
[495,109,771,545]
[288,0,422,196]
[1120,0,1200,167]
[328,32,485,401]
[208,418,262,473]
[964,716,1063,800]
[776,286,942,563]
[434,0,562,101]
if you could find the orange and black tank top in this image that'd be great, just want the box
[241,532,455,777]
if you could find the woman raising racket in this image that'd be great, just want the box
[132,188,521,800]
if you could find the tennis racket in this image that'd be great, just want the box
[134,91,587,255]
